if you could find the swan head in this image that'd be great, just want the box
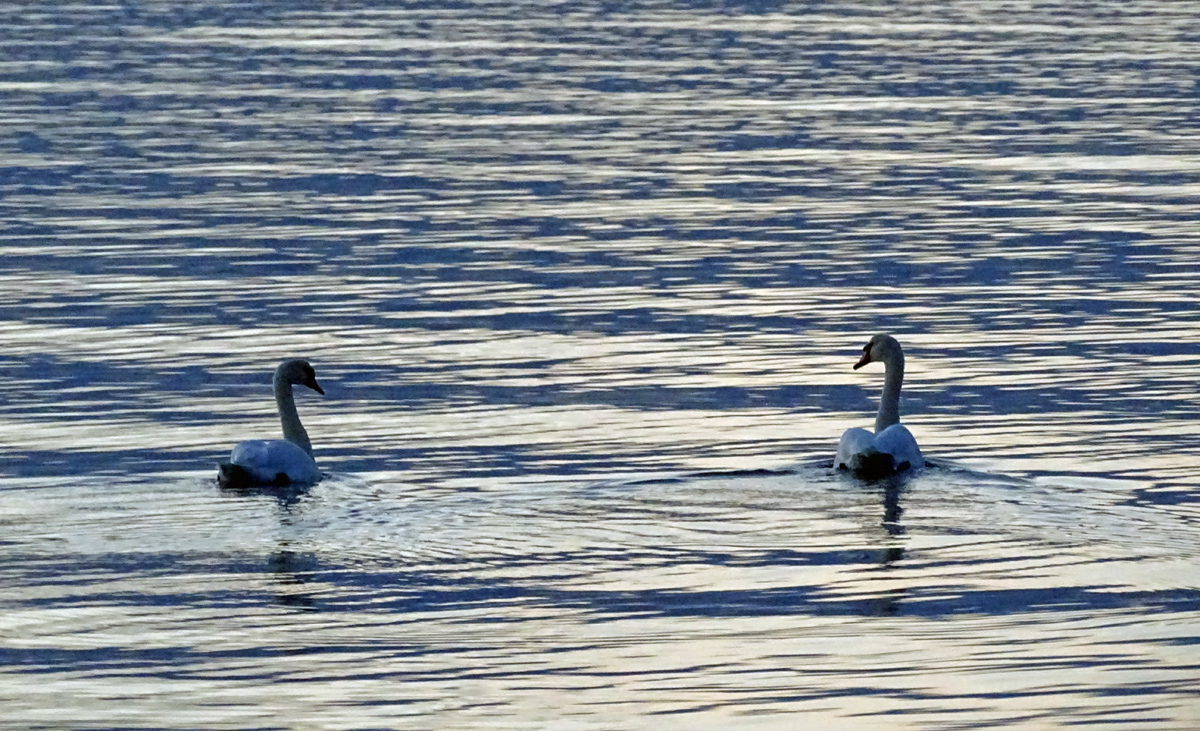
[277,358,324,394]
[854,334,902,370]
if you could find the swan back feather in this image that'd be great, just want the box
[224,439,321,485]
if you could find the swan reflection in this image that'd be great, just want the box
[269,545,319,612]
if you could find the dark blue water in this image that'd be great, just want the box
[2,1,1199,727]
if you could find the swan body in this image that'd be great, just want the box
[218,359,324,488]
[223,439,321,485]
[836,334,924,478]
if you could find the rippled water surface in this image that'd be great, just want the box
[2,0,1199,728]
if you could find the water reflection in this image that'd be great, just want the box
[860,477,908,615]
[269,546,318,612]
[878,478,906,566]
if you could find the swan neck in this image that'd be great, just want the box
[875,351,904,433]
[274,372,313,456]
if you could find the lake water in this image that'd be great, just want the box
[1,0,1198,728]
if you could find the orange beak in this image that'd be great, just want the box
[854,351,872,370]
[306,376,324,395]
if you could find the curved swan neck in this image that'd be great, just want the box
[875,350,904,433]
[274,370,313,456]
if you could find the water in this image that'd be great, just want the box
[2,0,1199,727]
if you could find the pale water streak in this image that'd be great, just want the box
[2,0,1199,728]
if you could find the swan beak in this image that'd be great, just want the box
[306,377,325,395]
[853,351,872,370]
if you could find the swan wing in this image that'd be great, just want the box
[229,439,321,484]
[874,424,924,471]
[836,427,876,469]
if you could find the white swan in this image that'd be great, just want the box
[835,334,924,477]
[217,359,325,488]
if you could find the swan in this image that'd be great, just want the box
[217,359,325,488]
[835,334,924,477]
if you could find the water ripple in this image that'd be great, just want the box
[3,0,1200,727]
